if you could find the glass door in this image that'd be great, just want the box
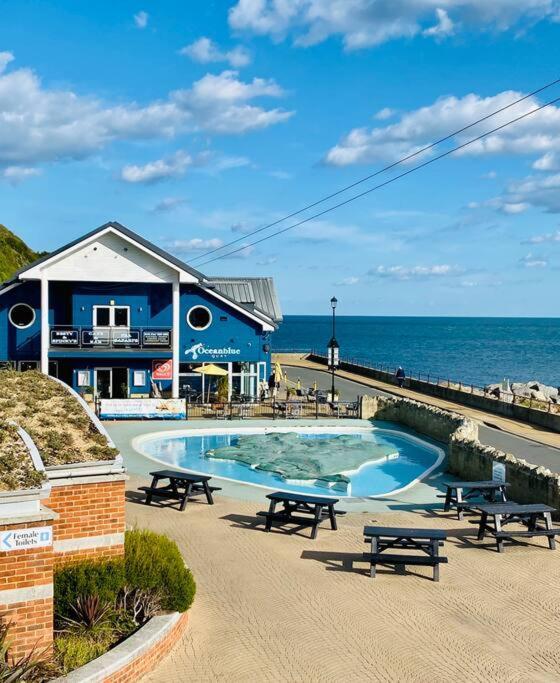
[96,368,112,398]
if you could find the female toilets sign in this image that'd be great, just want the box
[1,526,52,552]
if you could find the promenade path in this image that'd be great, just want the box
[131,478,560,683]
[278,355,560,471]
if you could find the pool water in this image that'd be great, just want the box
[136,427,444,498]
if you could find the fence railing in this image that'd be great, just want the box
[185,399,359,420]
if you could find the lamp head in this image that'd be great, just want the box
[330,296,338,310]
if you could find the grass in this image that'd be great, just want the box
[0,371,119,483]
[0,420,46,491]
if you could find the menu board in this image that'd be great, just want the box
[142,330,171,346]
[50,329,79,346]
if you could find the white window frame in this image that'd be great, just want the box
[186,305,212,331]
[8,303,36,330]
[77,370,90,387]
[133,370,146,387]
[93,305,130,328]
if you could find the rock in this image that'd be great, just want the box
[511,382,533,398]
[527,382,559,400]
[484,383,501,397]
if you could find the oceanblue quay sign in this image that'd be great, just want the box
[0,221,282,401]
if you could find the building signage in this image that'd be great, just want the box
[143,330,171,347]
[82,329,110,346]
[153,359,173,380]
[492,461,506,483]
[112,330,140,346]
[1,526,52,552]
[50,329,79,346]
[99,398,185,420]
[184,342,241,360]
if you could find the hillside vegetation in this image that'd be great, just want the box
[0,224,45,282]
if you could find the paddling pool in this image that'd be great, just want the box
[133,425,444,498]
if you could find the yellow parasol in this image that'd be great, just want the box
[273,362,284,383]
[194,364,229,402]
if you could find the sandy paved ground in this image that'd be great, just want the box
[126,479,560,683]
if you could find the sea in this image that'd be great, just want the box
[274,316,560,388]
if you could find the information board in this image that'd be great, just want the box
[99,398,186,420]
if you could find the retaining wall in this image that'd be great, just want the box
[311,353,560,433]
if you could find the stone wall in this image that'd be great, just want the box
[361,394,560,516]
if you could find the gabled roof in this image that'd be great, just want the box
[208,277,283,323]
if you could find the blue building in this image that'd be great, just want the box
[0,221,282,400]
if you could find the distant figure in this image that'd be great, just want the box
[268,372,278,399]
[396,366,406,388]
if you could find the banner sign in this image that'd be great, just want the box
[153,359,173,380]
[82,329,110,346]
[50,329,79,346]
[99,398,186,420]
[112,330,140,346]
[184,342,241,360]
[143,330,171,347]
[1,527,52,552]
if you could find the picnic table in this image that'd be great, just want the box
[442,480,509,520]
[475,502,560,553]
[363,526,448,582]
[257,491,343,539]
[139,469,221,512]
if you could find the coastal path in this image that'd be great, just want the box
[278,356,560,472]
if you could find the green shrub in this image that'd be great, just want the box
[125,529,196,612]
[55,633,113,674]
[54,559,125,621]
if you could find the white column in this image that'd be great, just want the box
[40,274,49,374]
[172,277,180,398]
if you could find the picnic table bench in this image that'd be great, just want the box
[257,491,345,539]
[139,469,221,512]
[363,526,448,582]
[475,502,560,553]
[441,480,509,520]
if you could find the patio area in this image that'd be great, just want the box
[126,477,560,683]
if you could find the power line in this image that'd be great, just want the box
[188,76,560,265]
[195,93,560,267]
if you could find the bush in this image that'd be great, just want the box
[55,634,113,674]
[54,559,125,621]
[125,529,196,612]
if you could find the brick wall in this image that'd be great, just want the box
[46,478,126,566]
[0,519,54,659]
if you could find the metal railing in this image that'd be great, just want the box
[185,399,360,420]
[49,325,173,350]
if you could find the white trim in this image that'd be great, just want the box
[40,275,49,373]
[93,304,130,328]
[0,282,22,296]
[54,532,124,553]
[20,226,199,283]
[203,287,275,332]
[186,304,212,331]
[172,278,180,398]
[0,583,53,607]
[8,302,35,330]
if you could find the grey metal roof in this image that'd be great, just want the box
[208,277,283,323]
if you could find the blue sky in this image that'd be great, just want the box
[1,1,560,316]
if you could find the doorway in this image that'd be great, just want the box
[95,367,128,398]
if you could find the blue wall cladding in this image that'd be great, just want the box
[50,282,173,328]
[180,286,270,365]
[0,282,41,361]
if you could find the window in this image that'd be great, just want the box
[187,305,212,331]
[93,305,129,328]
[18,361,39,372]
[133,370,146,387]
[77,370,90,387]
[8,303,35,329]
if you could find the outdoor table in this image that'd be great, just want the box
[139,469,221,512]
[442,480,509,520]
[475,502,560,553]
[257,491,341,539]
[363,526,448,582]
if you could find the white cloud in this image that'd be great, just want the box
[533,151,560,170]
[369,264,463,280]
[121,151,192,184]
[0,57,292,167]
[499,173,560,213]
[257,255,277,265]
[134,11,149,29]
[520,253,548,268]
[165,237,224,252]
[334,276,360,286]
[423,9,455,39]
[0,52,14,74]
[180,37,251,68]
[152,197,187,213]
[1,165,41,184]
[501,202,529,214]
[229,0,558,50]
[374,107,396,121]
[523,229,560,244]
[325,90,560,166]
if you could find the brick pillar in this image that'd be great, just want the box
[0,516,55,659]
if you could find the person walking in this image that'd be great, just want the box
[396,366,406,388]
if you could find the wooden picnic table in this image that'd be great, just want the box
[257,491,343,539]
[363,526,448,582]
[442,480,509,520]
[139,469,221,512]
[475,502,560,553]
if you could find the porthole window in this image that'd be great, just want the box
[8,303,36,329]
[187,305,212,331]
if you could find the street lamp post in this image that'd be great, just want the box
[327,297,339,402]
